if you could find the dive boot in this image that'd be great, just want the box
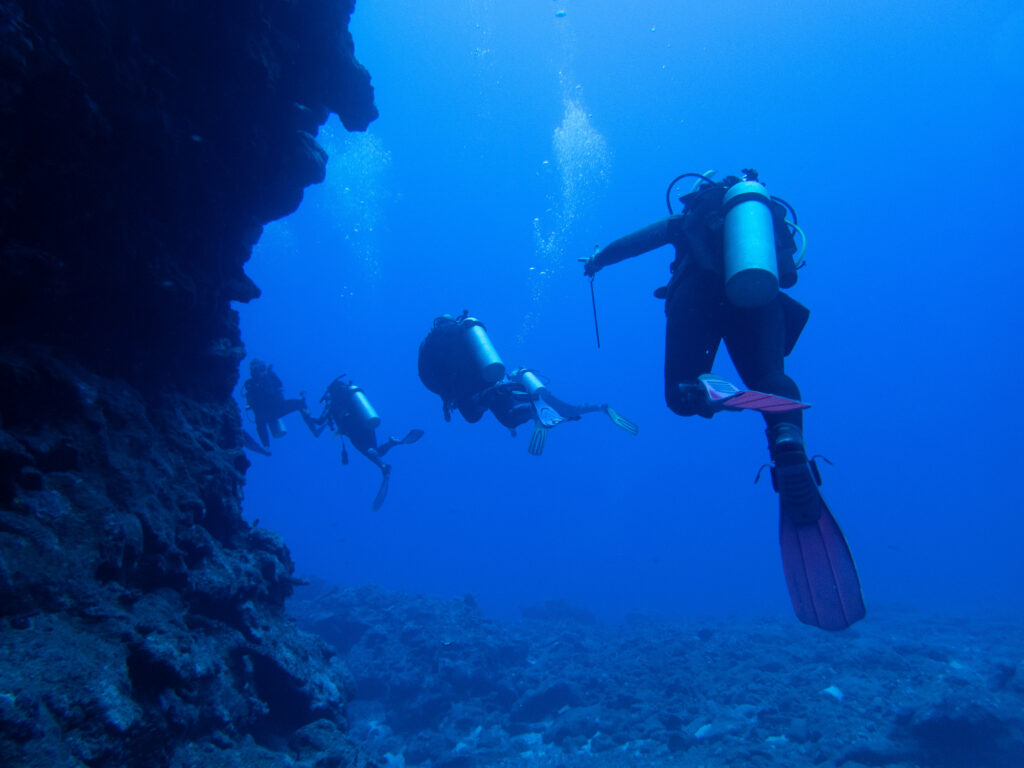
[768,423,821,524]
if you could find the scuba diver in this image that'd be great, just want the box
[307,375,424,511]
[242,358,315,454]
[417,312,638,455]
[582,169,865,631]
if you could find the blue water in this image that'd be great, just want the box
[235,0,1024,623]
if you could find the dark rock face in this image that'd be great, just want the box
[0,0,376,394]
[1,1,377,765]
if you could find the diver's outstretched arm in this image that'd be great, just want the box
[585,217,678,275]
[304,406,330,438]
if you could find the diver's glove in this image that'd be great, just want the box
[580,254,601,277]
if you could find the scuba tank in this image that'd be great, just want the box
[418,313,506,397]
[721,177,779,308]
[324,377,381,430]
[343,383,381,430]
[513,368,547,397]
[461,317,505,385]
[418,313,507,419]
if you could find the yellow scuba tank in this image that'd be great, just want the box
[461,317,505,384]
[721,178,779,307]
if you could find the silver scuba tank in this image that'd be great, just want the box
[462,317,506,384]
[721,179,779,307]
[346,384,382,429]
[515,368,547,397]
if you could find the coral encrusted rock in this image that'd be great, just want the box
[0,1,378,766]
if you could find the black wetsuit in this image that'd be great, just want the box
[334,408,379,454]
[308,398,385,470]
[592,183,807,431]
[458,376,603,431]
[243,368,307,447]
[458,381,534,429]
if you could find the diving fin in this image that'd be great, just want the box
[778,481,866,631]
[242,430,272,456]
[533,401,566,428]
[399,429,425,445]
[604,406,638,436]
[372,469,390,511]
[699,373,809,414]
[528,422,547,456]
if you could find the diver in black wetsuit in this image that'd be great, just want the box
[418,313,637,455]
[457,368,627,455]
[458,373,605,430]
[242,358,314,453]
[583,170,813,514]
[583,169,866,632]
[308,375,423,510]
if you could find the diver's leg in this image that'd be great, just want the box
[376,430,397,458]
[281,396,320,437]
[346,427,375,456]
[350,428,390,472]
[724,296,802,432]
[361,447,390,472]
[664,268,725,417]
[242,430,272,456]
[490,402,535,432]
[347,430,391,511]
[378,428,425,454]
[536,393,606,423]
[538,392,603,420]
[280,398,306,416]
[256,420,271,448]
[725,298,817,521]
[296,394,322,436]
[542,390,638,436]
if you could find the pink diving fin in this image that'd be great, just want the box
[699,374,810,414]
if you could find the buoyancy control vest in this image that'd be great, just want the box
[244,368,285,414]
[670,173,800,305]
[418,313,506,419]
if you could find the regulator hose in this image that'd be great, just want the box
[665,171,718,214]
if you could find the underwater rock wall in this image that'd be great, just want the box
[0,0,375,392]
[0,1,376,765]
